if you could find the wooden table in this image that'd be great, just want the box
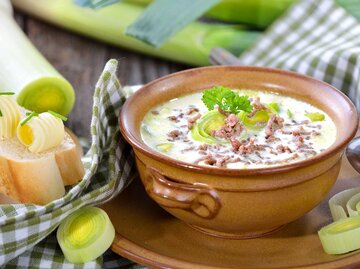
[14,12,189,139]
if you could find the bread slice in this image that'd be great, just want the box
[0,131,84,205]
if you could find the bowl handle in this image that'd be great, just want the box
[145,167,221,219]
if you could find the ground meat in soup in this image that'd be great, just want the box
[141,89,336,169]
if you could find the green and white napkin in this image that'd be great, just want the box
[237,0,360,113]
[0,59,139,268]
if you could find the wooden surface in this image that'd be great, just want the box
[14,12,189,138]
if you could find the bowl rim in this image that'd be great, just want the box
[119,66,359,176]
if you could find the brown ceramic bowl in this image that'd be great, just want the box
[119,66,358,239]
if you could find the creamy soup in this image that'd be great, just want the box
[141,89,336,168]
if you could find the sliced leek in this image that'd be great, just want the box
[346,193,360,218]
[191,110,226,144]
[357,201,360,212]
[0,2,75,115]
[156,143,173,152]
[305,112,325,122]
[318,217,360,255]
[267,103,280,114]
[57,207,115,263]
[328,187,360,221]
[121,0,297,28]
[238,110,270,130]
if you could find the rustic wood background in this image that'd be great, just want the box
[14,11,189,139]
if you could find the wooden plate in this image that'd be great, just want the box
[102,156,360,269]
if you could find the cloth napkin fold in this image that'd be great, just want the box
[237,0,360,113]
[0,60,140,268]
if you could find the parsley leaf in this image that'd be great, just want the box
[201,86,252,114]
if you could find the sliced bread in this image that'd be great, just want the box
[0,131,84,205]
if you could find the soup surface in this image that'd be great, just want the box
[141,89,336,168]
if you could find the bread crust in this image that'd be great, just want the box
[0,131,84,205]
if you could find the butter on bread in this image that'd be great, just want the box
[0,131,84,205]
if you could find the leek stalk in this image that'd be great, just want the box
[125,0,297,28]
[126,0,220,46]
[57,207,115,263]
[206,0,297,28]
[0,0,75,115]
[12,0,260,66]
[207,0,360,26]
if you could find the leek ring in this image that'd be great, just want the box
[57,207,115,263]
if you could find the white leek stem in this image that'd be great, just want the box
[0,6,75,115]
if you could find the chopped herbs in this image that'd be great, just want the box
[202,86,252,114]
[20,111,38,126]
[0,92,15,95]
[48,110,68,121]
[0,109,2,117]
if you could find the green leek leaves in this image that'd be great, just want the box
[127,0,220,46]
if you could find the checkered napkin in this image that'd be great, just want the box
[236,0,360,113]
[0,59,142,268]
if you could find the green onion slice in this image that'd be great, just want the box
[318,216,360,255]
[0,92,15,95]
[329,187,360,221]
[57,207,115,263]
[48,110,68,121]
[20,111,38,126]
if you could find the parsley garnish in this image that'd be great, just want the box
[201,86,252,114]
[0,110,2,117]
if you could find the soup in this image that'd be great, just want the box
[141,87,336,169]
